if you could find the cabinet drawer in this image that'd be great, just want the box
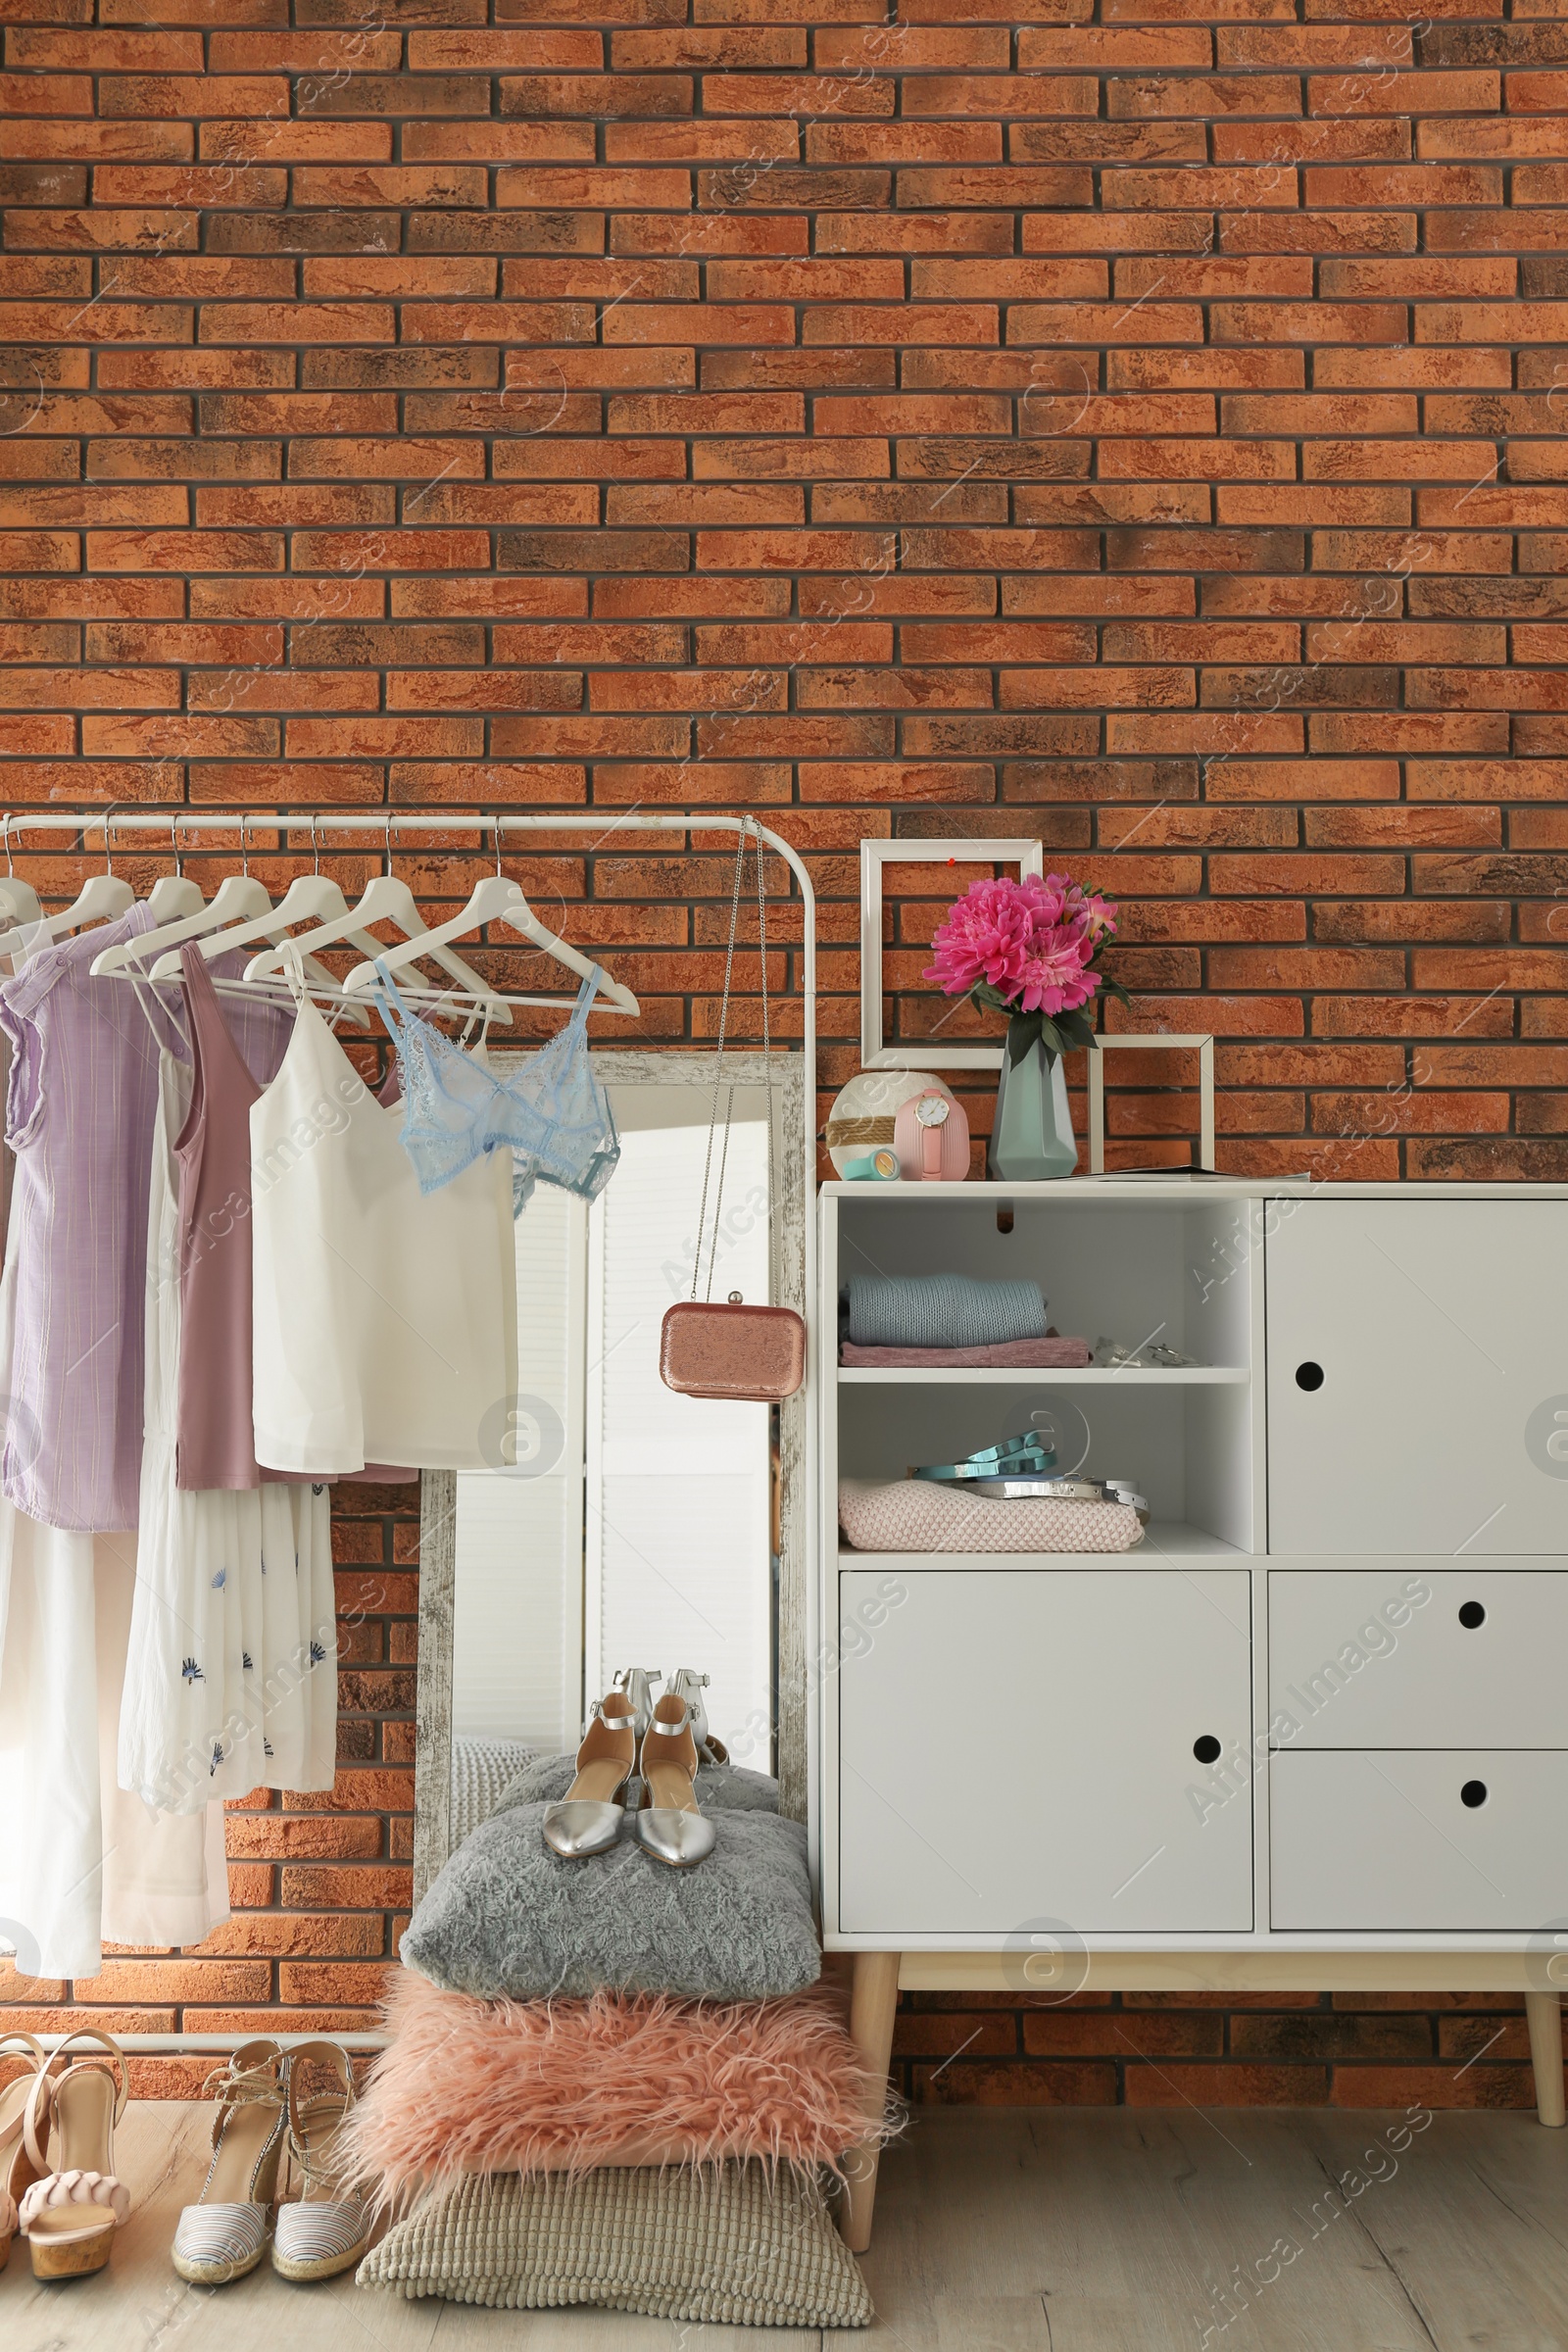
[837,1568,1252,1936]
[1267,1568,1568,1750]
[1270,1750,1568,1931]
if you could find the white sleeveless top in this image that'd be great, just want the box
[250,989,517,1475]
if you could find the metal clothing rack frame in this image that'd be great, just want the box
[0,806,816,1232]
[0,805,820,2055]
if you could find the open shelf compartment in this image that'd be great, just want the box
[827,1185,1265,1558]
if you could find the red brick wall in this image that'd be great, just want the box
[0,0,1562,2107]
[893,1987,1554,2113]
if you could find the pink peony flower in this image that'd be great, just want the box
[1018,871,1068,931]
[923,875,1034,997]
[1017,923,1101,1016]
[923,868,1118,1014]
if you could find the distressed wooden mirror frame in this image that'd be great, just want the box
[414,1050,810,1903]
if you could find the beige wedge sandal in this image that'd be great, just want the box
[272,2041,371,2282]
[18,2028,131,2280]
[0,2031,49,2269]
[542,1688,638,1858]
[171,2039,287,2286]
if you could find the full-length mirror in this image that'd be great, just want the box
[415,1052,808,1896]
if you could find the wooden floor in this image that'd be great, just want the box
[5,2099,1567,2348]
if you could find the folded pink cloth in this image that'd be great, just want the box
[840,1336,1092,1368]
[839,1477,1143,1555]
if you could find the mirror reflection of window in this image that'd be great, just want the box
[452,1181,587,1754]
[450,1085,776,1811]
[588,1102,772,1768]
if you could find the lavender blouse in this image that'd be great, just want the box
[0,905,162,1531]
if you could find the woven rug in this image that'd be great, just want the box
[358,2159,872,2327]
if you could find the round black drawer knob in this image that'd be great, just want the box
[1193,1735,1222,1764]
[1296,1361,1325,1392]
[1460,1780,1488,1809]
[1458,1600,1486,1630]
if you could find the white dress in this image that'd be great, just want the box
[251,984,516,1474]
[119,1054,336,1815]
[0,1144,227,1980]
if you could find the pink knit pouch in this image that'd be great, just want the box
[838,1476,1144,1554]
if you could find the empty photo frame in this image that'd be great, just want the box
[1087,1035,1216,1175]
[859,837,1045,1071]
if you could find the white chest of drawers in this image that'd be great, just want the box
[815,1178,1568,2245]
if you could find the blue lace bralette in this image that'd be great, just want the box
[372,960,620,1214]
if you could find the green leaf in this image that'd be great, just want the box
[969,981,1016,1018]
[1006,1010,1043,1066]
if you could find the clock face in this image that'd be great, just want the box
[914,1094,950,1128]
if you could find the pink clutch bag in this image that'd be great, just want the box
[893,1087,970,1181]
[658,817,806,1406]
[661,1296,807,1402]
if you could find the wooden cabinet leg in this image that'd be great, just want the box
[1526,1990,1565,2127]
[839,1950,901,2255]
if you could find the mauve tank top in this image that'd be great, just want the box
[172,945,295,1491]
[173,947,414,1492]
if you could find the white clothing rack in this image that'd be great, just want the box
[0,805,817,1291]
[0,800,827,2050]
[0,807,822,2057]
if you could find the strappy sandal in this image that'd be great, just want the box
[18,2027,131,2279]
[0,2031,49,2269]
[171,2039,287,2286]
[668,1666,729,1763]
[272,2041,371,2281]
[612,1665,662,1746]
[542,1687,637,1858]
[636,1692,717,1868]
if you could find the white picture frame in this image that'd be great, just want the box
[859,836,1044,1071]
[1087,1035,1216,1174]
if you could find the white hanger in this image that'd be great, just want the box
[145,872,206,921]
[92,811,275,975]
[91,870,270,975]
[150,871,346,976]
[339,822,639,1015]
[246,815,512,1025]
[142,816,206,924]
[0,816,133,957]
[0,818,41,926]
[144,819,370,1024]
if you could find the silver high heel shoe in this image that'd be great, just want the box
[612,1667,662,1747]
[667,1668,728,1764]
[635,1694,716,1869]
[542,1690,637,1859]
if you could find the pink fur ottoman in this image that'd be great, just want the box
[341,1967,891,2214]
